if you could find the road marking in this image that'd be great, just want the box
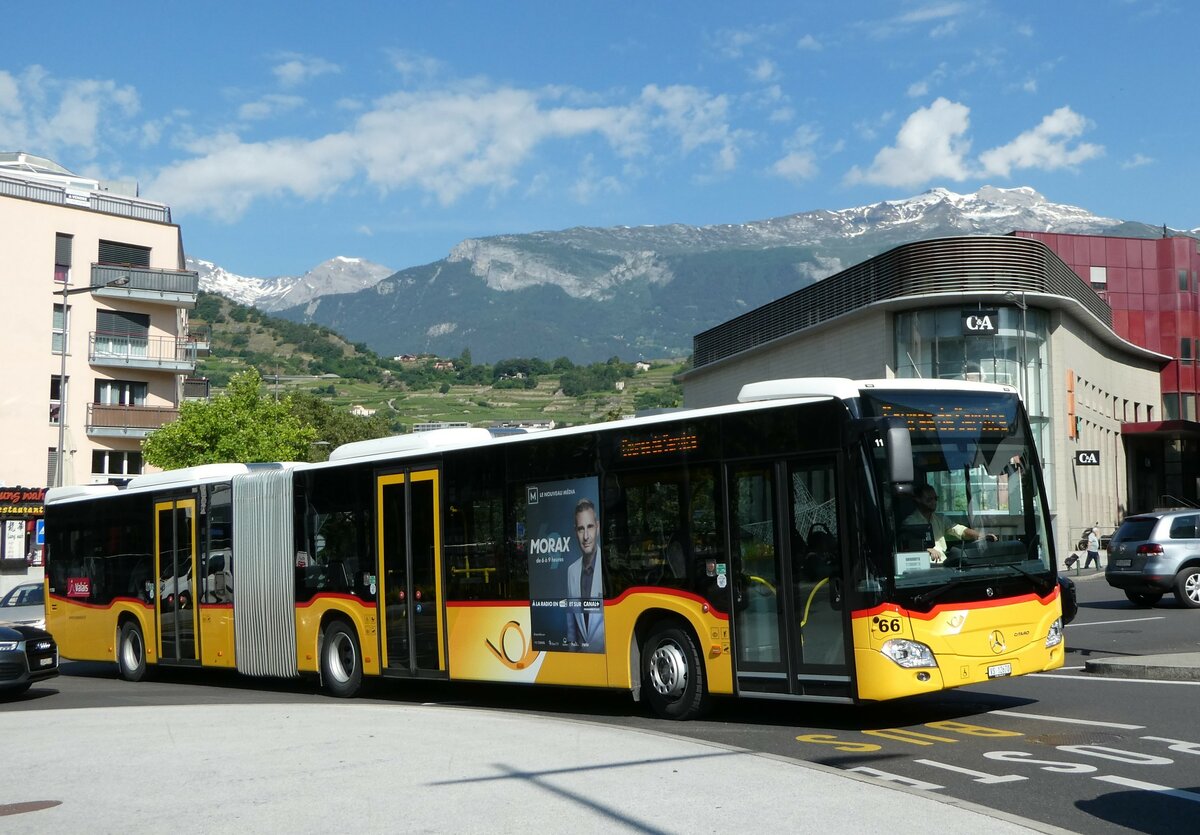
[1069,616,1166,627]
[914,759,1027,784]
[847,766,944,791]
[1030,673,1200,686]
[1093,775,1200,803]
[988,710,1144,730]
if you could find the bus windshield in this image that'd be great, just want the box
[861,389,1053,601]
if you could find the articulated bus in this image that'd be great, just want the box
[44,377,1064,719]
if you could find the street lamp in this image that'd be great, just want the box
[1004,290,1029,407]
[55,276,130,487]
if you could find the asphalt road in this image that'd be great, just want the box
[5,568,1197,834]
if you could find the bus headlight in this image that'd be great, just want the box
[881,638,937,668]
[1045,618,1064,648]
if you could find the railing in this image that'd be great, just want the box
[86,403,179,436]
[182,377,210,400]
[0,173,171,222]
[92,264,199,295]
[89,332,199,370]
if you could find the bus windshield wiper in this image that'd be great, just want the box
[911,576,969,608]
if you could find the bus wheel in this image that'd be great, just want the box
[321,621,363,698]
[642,623,707,720]
[117,621,148,682]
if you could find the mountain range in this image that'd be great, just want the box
[193,186,1178,363]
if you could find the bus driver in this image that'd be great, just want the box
[906,484,996,564]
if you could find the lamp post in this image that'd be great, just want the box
[1004,290,1029,407]
[55,276,129,487]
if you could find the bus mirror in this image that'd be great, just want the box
[884,419,914,495]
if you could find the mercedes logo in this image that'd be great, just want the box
[989,630,1007,654]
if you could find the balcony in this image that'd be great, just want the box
[89,332,199,372]
[86,403,179,438]
[186,327,211,356]
[91,263,199,308]
[183,377,211,400]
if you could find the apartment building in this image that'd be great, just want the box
[0,152,202,580]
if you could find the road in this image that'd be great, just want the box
[4,568,1198,833]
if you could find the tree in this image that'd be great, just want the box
[289,392,393,461]
[143,369,317,469]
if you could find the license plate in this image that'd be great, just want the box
[1115,559,1131,568]
[987,662,1012,678]
[39,657,53,667]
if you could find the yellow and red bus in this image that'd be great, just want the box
[44,377,1063,719]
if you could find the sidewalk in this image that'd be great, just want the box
[0,702,1063,833]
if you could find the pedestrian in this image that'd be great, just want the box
[1082,525,1102,569]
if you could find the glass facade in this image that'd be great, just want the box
[894,307,1051,501]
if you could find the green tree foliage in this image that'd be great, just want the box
[288,392,393,461]
[558,359,635,396]
[143,369,316,469]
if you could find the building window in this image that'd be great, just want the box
[91,450,143,481]
[94,379,147,406]
[1183,339,1193,364]
[55,233,72,283]
[46,448,58,486]
[97,240,150,267]
[1164,394,1180,421]
[52,303,67,354]
[1185,394,1197,422]
[1180,269,1190,291]
[49,376,63,424]
[1089,266,1107,290]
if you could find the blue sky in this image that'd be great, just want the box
[1,1,1192,276]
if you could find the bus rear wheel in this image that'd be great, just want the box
[642,623,707,720]
[117,620,148,682]
[321,620,363,698]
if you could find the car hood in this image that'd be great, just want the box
[0,623,52,641]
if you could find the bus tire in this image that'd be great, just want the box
[321,620,363,698]
[117,620,148,682]
[642,623,707,720]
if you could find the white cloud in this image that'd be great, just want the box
[387,50,445,84]
[908,81,930,98]
[978,106,1103,177]
[1122,153,1154,169]
[797,34,822,51]
[771,125,822,184]
[238,94,305,121]
[0,67,140,160]
[751,59,780,83]
[272,55,340,88]
[845,97,972,186]
[640,84,741,171]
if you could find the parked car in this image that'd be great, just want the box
[0,582,45,629]
[1106,509,1200,608]
[0,623,58,696]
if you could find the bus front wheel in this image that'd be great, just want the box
[321,620,363,698]
[117,620,148,682]
[642,623,707,720]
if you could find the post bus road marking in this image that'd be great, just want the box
[1068,616,1166,627]
[846,766,944,792]
[913,759,1027,784]
[1142,736,1200,756]
[988,710,1145,730]
[1092,775,1200,804]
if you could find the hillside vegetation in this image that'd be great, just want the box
[192,292,687,430]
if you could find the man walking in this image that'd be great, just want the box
[1082,525,1102,569]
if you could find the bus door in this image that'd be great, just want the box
[155,497,200,663]
[376,468,445,676]
[728,457,851,700]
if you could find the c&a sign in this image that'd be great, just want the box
[962,310,999,335]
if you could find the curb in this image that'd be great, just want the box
[1084,653,1200,682]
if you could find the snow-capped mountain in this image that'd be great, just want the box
[188,255,393,312]
[199,186,1170,362]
